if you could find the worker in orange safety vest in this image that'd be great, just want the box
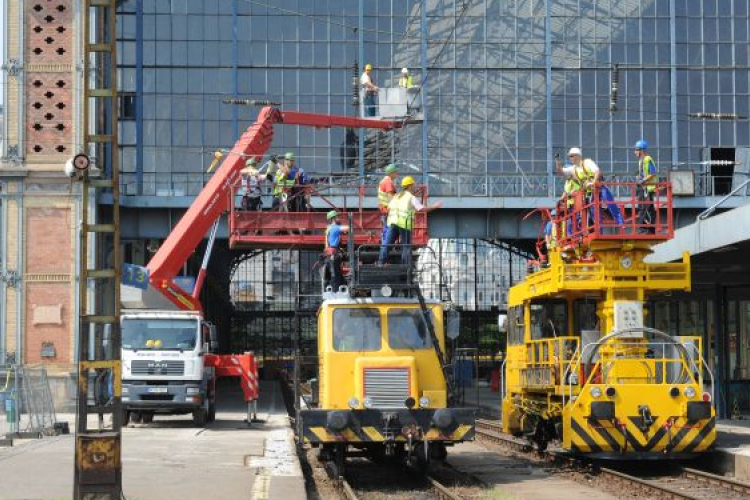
[377,163,399,246]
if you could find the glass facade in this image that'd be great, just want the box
[650,288,750,416]
[116,0,750,197]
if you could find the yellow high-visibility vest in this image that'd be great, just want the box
[377,176,394,210]
[387,191,415,230]
[399,75,413,88]
[641,155,657,193]
[573,161,595,193]
[273,170,287,197]
[563,178,579,207]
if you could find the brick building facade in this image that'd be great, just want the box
[1,0,80,406]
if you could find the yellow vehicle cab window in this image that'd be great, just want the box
[529,300,567,340]
[332,308,382,352]
[507,306,524,345]
[387,308,435,349]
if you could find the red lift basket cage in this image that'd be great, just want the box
[553,182,674,248]
[228,183,429,250]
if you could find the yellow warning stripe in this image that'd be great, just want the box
[362,426,384,441]
[306,424,475,443]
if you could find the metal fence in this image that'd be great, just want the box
[119,170,750,199]
[0,365,58,445]
[229,240,522,365]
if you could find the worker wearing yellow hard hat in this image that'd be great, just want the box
[360,63,379,117]
[379,176,442,265]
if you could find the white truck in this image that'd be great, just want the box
[121,286,218,427]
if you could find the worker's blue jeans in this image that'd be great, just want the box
[380,214,388,246]
[364,92,377,117]
[379,225,412,265]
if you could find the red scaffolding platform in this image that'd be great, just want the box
[228,183,429,250]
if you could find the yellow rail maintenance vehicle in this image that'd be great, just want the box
[298,236,475,473]
[502,182,715,458]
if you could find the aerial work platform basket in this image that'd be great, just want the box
[553,181,674,249]
[228,182,429,250]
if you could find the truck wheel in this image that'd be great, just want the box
[123,410,131,426]
[208,398,216,423]
[131,412,143,424]
[142,412,154,424]
[193,408,208,426]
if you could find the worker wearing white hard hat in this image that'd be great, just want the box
[399,67,413,88]
[554,147,601,194]
[240,157,264,211]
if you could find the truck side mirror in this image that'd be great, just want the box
[102,324,112,357]
[201,342,210,355]
[497,314,507,333]
[446,309,460,340]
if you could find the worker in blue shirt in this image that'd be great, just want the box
[324,210,349,291]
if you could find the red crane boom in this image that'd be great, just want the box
[146,106,402,310]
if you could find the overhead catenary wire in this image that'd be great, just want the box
[235,0,418,37]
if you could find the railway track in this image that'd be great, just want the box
[474,419,750,500]
[598,466,750,500]
[326,459,468,500]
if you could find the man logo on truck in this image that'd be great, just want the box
[147,362,169,375]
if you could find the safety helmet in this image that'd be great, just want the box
[401,176,415,188]
[568,147,582,157]
[327,210,338,220]
[245,157,257,167]
[285,152,295,161]
[365,63,373,71]
[401,67,409,74]
[550,209,557,217]
[635,139,648,150]
[385,164,398,175]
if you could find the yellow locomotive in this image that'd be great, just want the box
[502,183,715,458]
[299,253,475,471]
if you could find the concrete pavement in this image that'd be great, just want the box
[0,380,305,500]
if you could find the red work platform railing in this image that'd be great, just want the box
[228,183,429,250]
[554,182,674,248]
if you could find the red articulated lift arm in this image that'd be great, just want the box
[147,105,401,311]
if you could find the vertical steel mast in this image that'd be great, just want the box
[74,0,122,498]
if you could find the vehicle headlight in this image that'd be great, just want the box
[186,387,200,395]
[684,387,696,398]
[419,396,430,408]
[363,397,373,409]
[380,285,393,297]
[348,397,360,409]
[590,387,602,398]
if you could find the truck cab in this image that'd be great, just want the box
[121,309,217,426]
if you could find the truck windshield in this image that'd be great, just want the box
[122,318,199,351]
[388,308,435,350]
[332,308,382,352]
